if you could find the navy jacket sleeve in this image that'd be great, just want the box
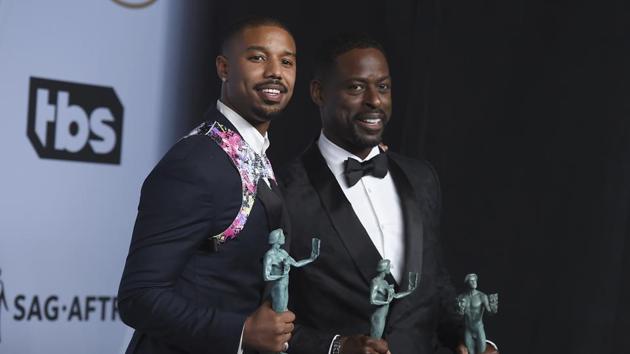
[117,135,246,353]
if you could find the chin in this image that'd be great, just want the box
[252,106,284,121]
[352,132,383,150]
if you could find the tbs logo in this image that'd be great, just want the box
[27,77,124,164]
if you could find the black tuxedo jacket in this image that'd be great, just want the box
[279,145,461,354]
[118,108,286,354]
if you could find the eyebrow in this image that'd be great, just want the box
[245,45,297,57]
[345,75,391,82]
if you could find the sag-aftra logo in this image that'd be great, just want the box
[26,77,124,164]
[0,267,120,344]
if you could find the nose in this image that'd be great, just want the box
[364,86,382,109]
[264,58,282,80]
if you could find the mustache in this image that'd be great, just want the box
[254,79,288,93]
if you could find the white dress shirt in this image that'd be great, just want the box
[216,99,270,354]
[217,99,270,155]
[317,132,405,283]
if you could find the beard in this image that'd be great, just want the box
[252,102,286,122]
[252,107,283,121]
[347,115,387,149]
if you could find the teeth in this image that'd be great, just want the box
[262,88,280,95]
[362,118,380,124]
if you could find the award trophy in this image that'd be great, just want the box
[369,259,418,339]
[263,229,320,353]
[456,273,499,354]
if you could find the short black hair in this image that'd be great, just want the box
[219,16,292,54]
[313,33,386,81]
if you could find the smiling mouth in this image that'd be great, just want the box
[261,88,281,96]
[358,117,381,125]
[255,83,287,104]
[355,116,384,133]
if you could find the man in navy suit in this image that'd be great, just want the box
[279,34,465,354]
[118,17,298,354]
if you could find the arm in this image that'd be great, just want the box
[393,272,418,299]
[487,293,499,314]
[482,293,491,312]
[455,295,467,316]
[117,137,246,353]
[289,238,321,268]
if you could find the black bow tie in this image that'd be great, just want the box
[343,153,388,187]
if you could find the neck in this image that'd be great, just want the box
[253,121,270,135]
[322,131,373,160]
[350,147,371,160]
[220,94,270,136]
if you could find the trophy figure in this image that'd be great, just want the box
[456,273,499,354]
[369,259,418,339]
[263,229,320,353]
[263,229,320,312]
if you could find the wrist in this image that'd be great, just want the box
[241,315,253,347]
[331,336,347,354]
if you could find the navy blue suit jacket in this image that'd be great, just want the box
[118,108,285,354]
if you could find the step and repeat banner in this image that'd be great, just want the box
[0,1,193,352]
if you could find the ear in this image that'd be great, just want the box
[310,79,324,106]
[216,55,228,82]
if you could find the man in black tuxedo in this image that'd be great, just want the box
[118,17,298,354]
[279,34,465,354]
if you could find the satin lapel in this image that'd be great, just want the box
[384,153,425,325]
[302,145,384,286]
[256,180,283,231]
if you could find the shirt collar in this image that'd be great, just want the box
[317,131,380,177]
[216,99,270,155]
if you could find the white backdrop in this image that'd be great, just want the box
[0,0,193,352]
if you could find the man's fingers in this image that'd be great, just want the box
[279,309,296,322]
[284,322,295,334]
[273,322,294,335]
[274,333,291,350]
[366,338,389,354]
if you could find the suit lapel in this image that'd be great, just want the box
[389,154,425,282]
[383,153,425,325]
[302,145,386,286]
[256,180,284,232]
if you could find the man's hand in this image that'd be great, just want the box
[340,335,390,354]
[455,343,468,354]
[243,301,295,352]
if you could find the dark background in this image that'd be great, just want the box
[170,1,630,353]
